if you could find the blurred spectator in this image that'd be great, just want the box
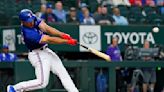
[129,0,142,6]
[95,6,115,25]
[97,0,130,6]
[136,0,142,6]
[97,0,112,5]
[142,40,156,92]
[131,0,155,6]
[93,5,102,22]
[106,37,122,61]
[53,1,67,23]
[77,0,81,7]
[78,3,92,23]
[145,0,155,6]
[161,7,164,14]
[41,3,58,24]
[41,0,47,4]
[106,37,125,92]
[96,69,107,92]
[0,45,17,62]
[111,0,131,6]
[82,9,95,25]
[36,4,46,18]
[66,7,79,24]
[156,0,164,6]
[129,0,135,5]
[112,7,129,25]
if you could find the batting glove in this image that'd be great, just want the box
[61,34,72,40]
[67,39,77,46]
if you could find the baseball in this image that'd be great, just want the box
[152,27,159,33]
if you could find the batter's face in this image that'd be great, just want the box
[22,21,34,28]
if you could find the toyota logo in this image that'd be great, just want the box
[82,32,98,44]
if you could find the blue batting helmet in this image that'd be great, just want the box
[19,9,35,22]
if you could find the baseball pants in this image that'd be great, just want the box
[13,48,79,92]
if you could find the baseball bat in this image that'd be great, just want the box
[78,43,111,62]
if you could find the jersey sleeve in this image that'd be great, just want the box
[35,17,42,27]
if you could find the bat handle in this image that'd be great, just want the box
[78,43,89,50]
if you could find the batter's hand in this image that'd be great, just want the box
[67,39,77,46]
[61,34,72,40]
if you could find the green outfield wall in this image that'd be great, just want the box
[1,60,164,92]
[0,25,163,52]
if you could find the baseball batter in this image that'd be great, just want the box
[7,9,79,92]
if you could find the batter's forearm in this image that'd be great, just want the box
[47,37,67,44]
[40,35,68,44]
[46,26,64,37]
[39,21,65,37]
